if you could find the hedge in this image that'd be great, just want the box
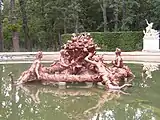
[61,31,143,52]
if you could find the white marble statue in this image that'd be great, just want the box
[142,19,160,51]
[143,19,159,37]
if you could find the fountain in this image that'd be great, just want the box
[143,19,160,51]
[13,33,134,90]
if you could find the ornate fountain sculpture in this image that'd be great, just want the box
[143,19,160,51]
[15,33,134,90]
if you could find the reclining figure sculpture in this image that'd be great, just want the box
[16,33,134,90]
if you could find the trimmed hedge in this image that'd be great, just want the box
[61,31,143,51]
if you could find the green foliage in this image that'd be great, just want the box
[62,31,143,51]
[2,18,12,50]
[1,0,160,51]
[61,34,72,44]
[8,23,21,32]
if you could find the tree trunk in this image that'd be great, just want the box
[98,0,108,32]
[0,24,3,51]
[75,15,79,33]
[10,0,20,51]
[63,12,67,34]
[0,0,4,51]
[19,0,31,51]
[12,32,19,51]
[53,22,58,51]
[58,32,62,50]
[114,6,118,31]
[121,0,126,30]
[102,7,107,32]
[40,0,48,50]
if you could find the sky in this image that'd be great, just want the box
[0,0,4,11]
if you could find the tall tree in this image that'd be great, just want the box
[120,0,140,30]
[97,0,109,32]
[10,0,20,51]
[113,0,119,31]
[19,0,31,51]
[0,0,4,51]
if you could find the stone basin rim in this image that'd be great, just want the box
[0,60,160,65]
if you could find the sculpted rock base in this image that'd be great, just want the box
[16,33,134,90]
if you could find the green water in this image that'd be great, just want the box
[0,63,160,120]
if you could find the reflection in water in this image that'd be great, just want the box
[141,63,159,88]
[18,83,129,120]
[0,63,160,120]
[18,83,99,104]
[84,90,128,113]
[142,63,159,80]
[84,89,129,120]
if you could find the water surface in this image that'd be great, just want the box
[0,63,160,120]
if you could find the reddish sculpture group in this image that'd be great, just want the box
[17,33,134,90]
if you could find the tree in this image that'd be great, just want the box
[1,0,160,51]
[10,0,20,51]
[97,0,109,32]
[150,0,160,29]
[0,0,4,51]
[120,0,140,31]
[19,0,31,51]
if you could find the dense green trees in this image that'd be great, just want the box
[0,0,4,51]
[0,0,160,51]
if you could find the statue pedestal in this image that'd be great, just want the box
[143,34,160,52]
